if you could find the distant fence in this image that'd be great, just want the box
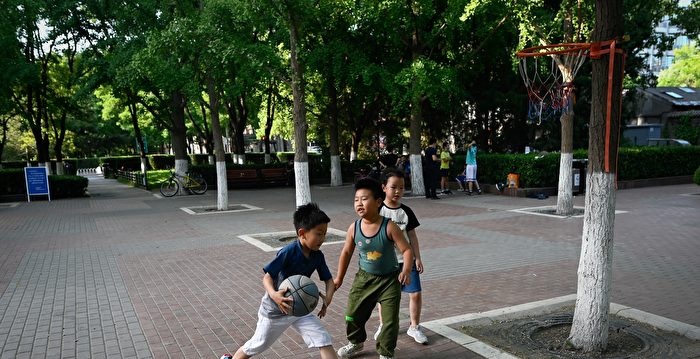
[114,169,148,188]
[77,168,99,175]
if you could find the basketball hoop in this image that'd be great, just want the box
[516,43,590,123]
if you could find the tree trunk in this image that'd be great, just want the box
[170,92,189,177]
[288,9,311,207]
[568,0,624,352]
[264,80,276,164]
[556,111,575,215]
[128,94,148,173]
[208,76,228,211]
[409,104,424,196]
[328,77,342,186]
[409,17,425,197]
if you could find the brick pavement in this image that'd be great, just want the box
[0,175,698,358]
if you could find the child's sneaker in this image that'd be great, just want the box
[337,342,363,357]
[374,324,382,340]
[467,190,473,196]
[220,355,233,359]
[477,188,482,194]
[407,325,429,344]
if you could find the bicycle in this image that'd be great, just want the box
[160,170,208,197]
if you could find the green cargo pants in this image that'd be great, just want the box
[344,269,401,357]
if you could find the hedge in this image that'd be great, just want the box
[694,165,700,186]
[460,146,700,188]
[0,169,88,198]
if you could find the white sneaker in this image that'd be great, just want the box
[379,355,393,359]
[373,324,383,340]
[337,342,364,357]
[407,325,428,344]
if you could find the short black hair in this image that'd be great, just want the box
[354,177,384,200]
[293,202,330,232]
[381,167,405,184]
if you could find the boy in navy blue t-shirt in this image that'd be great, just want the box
[230,203,338,359]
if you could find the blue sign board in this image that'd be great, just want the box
[24,167,51,202]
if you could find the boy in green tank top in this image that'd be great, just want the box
[335,178,413,359]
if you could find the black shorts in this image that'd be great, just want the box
[440,169,449,177]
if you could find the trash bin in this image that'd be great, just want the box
[572,167,581,195]
[572,159,587,195]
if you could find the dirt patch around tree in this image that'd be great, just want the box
[457,306,700,358]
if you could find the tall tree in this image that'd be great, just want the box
[568,0,625,352]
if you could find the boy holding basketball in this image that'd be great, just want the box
[230,203,338,359]
[335,178,413,359]
[374,167,428,344]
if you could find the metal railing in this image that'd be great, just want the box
[114,169,148,188]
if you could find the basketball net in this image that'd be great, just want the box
[517,43,590,124]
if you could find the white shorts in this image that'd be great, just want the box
[466,165,477,181]
[241,305,332,356]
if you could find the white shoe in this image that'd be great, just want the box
[379,355,393,359]
[373,324,382,340]
[337,342,364,357]
[407,325,428,344]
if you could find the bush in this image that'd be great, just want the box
[0,169,88,198]
[694,165,700,186]
[48,175,89,198]
[617,146,700,180]
[449,146,700,188]
[148,155,175,170]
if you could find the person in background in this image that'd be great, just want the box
[465,140,482,195]
[439,141,452,194]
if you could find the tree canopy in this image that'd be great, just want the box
[0,0,696,164]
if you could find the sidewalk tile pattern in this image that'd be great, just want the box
[1,175,698,358]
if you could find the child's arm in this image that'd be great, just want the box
[407,229,423,273]
[262,272,293,315]
[317,278,336,318]
[387,221,413,285]
[334,222,356,289]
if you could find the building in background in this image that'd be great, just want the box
[640,0,696,77]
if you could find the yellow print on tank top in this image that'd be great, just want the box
[366,251,382,260]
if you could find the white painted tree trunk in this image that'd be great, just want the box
[330,155,342,186]
[568,171,616,351]
[175,159,188,175]
[264,153,271,164]
[216,161,228,210]
[41,162,51,174]
[295,161,311,207]
[208,155,215,165]
[409,154,424,196]
[175,159,188,196]
[556,152,574,216]
[350,150,356,162]
[55,161,64,175]
[140,158,148,173]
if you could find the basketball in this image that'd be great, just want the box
[278,274,320,316]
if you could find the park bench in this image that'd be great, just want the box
[261,167,290,186]
[226,169,259,187]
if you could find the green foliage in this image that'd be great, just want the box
[657,45,700,87]
[101,156,146,174]
[694,165,700,186]
[48,175,89,198]
[672,116,700,144]
[617,146,700,180]
[148,155,175,170]
[455,147,700,188]
[476,152,560,188]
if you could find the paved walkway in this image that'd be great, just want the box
[0,176,698,358]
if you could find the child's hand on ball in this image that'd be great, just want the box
[271,288,293,314]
